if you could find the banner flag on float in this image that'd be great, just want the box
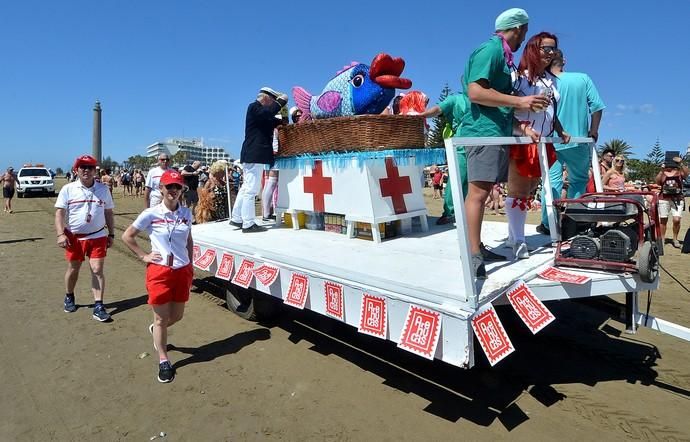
[358,293,387,339]
[231,259,255,288]
[253,264,280,287]
[324,282,345,321]
[284,273,309,309]
[214,252,234,280]
[397,305,441,360]
[506,280,555,334]
[193,247,216,271]
[471,305,515,366]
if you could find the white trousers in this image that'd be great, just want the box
[231,163,262,228]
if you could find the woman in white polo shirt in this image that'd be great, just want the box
[122,169,194,383]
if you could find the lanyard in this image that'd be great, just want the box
[81,184,96,223]
[163,206,182,246]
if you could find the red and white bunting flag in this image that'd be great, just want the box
[324,282,344,321]
[193,247,216,271]
[506,280,555,334]
[538,266,591,284]
[471,306,515,366]
[231,259,254,288]
[397,305,441,360]
[192,244,201,261]
[214,252,234,280]
[253,264,280,287]
[358,293,387,339]
[284,273,309,309]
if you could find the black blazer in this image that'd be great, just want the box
[240,100,284,167]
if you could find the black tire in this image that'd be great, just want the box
[638,241,659,283]
[225,283,280,322]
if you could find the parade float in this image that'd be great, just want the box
[191,54,686,370]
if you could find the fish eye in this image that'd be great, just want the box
[351,74,365,88]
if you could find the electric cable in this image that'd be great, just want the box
[659,262,690,293]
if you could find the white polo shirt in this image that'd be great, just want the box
[145,166,169,207]
[132,204,193,269]
[55,180,115,239]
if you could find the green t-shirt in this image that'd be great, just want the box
[439,94,469,136]
[554,71,606,150]
[459,36,513,137]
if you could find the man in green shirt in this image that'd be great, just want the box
[461,7,549,278]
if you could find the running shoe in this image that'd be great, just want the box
[536,223,550,235]
[436,215,455,225]
[513,241,530,260]
[92,304,111,322]
[158,361,175,383]
[149,323,157,351]
[242,224,267,233]
[672,239,681,249]
[63,295,77,313]
[480,243,507,262]
[472,253,487,280]
[229,220,243,229]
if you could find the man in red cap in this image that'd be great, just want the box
[54,155,116,321]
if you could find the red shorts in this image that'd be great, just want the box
[509,143,557,178]
[65,236,108,262]
[146,263,193,305]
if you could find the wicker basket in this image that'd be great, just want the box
[276,114,426,157]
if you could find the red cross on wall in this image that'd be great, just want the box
[303,160,332,212]
[379,157,412,214]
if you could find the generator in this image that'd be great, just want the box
[553,192,661,282]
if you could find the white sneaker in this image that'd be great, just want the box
[513,241,529,260]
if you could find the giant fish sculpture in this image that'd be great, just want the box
[292,53,412,121]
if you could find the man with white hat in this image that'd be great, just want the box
[230,87,288,232]
[460,7,550,278]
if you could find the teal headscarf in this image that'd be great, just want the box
[495,8,529,31]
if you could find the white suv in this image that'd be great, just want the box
[17,166,55,197]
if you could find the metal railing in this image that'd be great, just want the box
[443,136,597,307]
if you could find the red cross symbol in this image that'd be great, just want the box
[303,160,332,212]
[379,157,412,214]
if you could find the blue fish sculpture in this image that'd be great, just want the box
[292,53,412,121]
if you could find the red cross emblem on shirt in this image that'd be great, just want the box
[303,160,332,213]
[379,157,412,214]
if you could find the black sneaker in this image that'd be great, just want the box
[472,254,487,280]
[229,220,243,229]
[262,217,276,222]
[242,224,267,233]
[480,243,507,262]
[436,215,455,225]
[536,223,550,235]
[63,295,76,313]
[92,304,111,322]
[158,361,175,383]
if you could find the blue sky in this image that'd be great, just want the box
[2,0,688,171]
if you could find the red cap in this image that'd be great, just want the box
[160,169,185,187]
[73,154,98,170]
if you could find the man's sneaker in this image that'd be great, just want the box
[158,361,175,383]
[472,253,487,279]
[672,239,681,249]
[242,224,267,233]
[513,241,530,260]
[536,223,550,235]
[63,295,77,313]
[229,220,243,229]
[436,215,455,225]
[92,304,111,322]
[149,323,158,351]
[480,243,507,262]
[262,217,276,222]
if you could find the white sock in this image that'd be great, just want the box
[261,177,278,218]
[506,197,528,243]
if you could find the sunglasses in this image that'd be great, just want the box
[615,159,625,163]
[540,46,557,54]
[78,165,96,170]
[165,184,183,190]
[159,158,170,162]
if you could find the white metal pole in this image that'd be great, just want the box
[225,162,232,221]
[537,140,558,244]
[445,138,477,306]
[590,143,603,192]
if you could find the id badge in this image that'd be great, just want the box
[167,253,174,267]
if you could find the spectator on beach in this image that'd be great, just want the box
[655,156,688,248]
[101,168,114,195]
[121,169,194,383]
[145,153,172,208]
[54,155,115,322]
[1,166,18,213]
[459,7,549,277]
[537,48,606,234]
[230,87,288,233]
[419,93,470,224]
[134,169,145,197]
[181,160,201,215]
[196,160,230,223]
[602,156,627,192]
[432,168,444,199]
[506,32,570,259]
[121,169,133,196]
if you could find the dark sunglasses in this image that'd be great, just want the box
[78,165,96,170]
[165,184,183,190]
[159,158,171,162]
[615,159,625,163]
[540,46,557,54]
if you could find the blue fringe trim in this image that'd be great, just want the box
[275,148,447,170]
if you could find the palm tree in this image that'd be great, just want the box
[599,139,634,157]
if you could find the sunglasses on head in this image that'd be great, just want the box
[165,184,183,190]
[540,46,557,54]
[78,165,95,170]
